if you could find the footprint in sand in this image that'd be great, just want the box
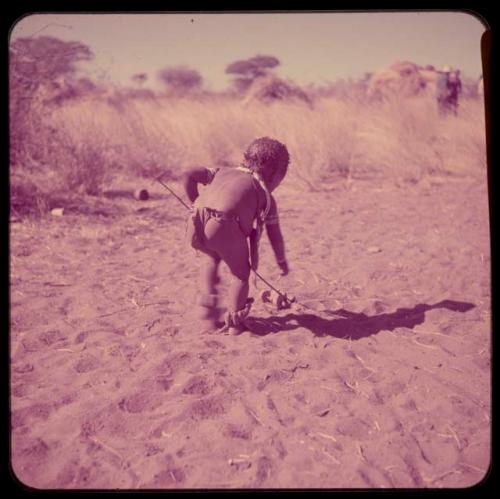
[56,392,79,408]
[369,380,406,405]
[335,416,373,440]
[254,455,274,485]
[184,395,228,421]
[21,337,45,353]
[182,375,212,396]
[204,339,226,350]
[11,402,53,430]
[400,397,419,412]
[156,352,193,377]
[54,460,79,487]
[256,369,294,391]
[74,331,88,344]
[144,443,163,457]
[145,466,186,488]
[12,384,31,398]
[12,363,35,374]
[18,436,51,460]
[74,354,100,373]
[38,329,68,346]
[223,423,253,440]
[118,390,163,414]
[155,375,174,392]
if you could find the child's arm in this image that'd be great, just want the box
[265,196,289,275]
[182,167,217,203]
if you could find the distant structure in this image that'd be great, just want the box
[367,61,442,100]
[436,66,462,115]
[241,75,313,109]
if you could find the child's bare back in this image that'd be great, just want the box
[196,167,267,236]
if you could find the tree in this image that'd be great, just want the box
[10,36,93,94]
[225,54,280,93]
[9,36,94,165]
[157,66,203,94]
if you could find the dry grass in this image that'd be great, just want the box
[10,90,487,216]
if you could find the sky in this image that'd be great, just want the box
[10,11,487,91]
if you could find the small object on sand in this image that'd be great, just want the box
[134,188,149,201]
[260,290,295,310]
[50,208,64,216]
[367,246,382,253]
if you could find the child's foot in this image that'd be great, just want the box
[219,299,254,335]
[219,320,250,336]
[198,317,224,335]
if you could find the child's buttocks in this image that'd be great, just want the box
[200,169,260,236]
[203,210,245,248]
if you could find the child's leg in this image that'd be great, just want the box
[196,250,222,326]
[225,254,250,312]
[200,251,221,295]
[224,253,253,331]
[204,219,251,315]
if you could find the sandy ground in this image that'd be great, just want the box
[9,174,491,489]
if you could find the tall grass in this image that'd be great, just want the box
[10,90,487,216]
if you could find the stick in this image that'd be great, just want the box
[253,270,285,297]
[155,175,192,211]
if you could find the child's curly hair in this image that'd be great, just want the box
[244,137,289,184]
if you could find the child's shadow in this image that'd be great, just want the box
[246,299,475,339]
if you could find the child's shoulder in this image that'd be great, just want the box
[185,166,221,185]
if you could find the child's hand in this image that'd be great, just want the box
[278,259,289,276]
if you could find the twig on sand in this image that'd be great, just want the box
[322,448,341,464]
[315,432,338,443]
[97,307,134,319]
[320,385,338,393]
[140,300,171,308]
[385,465,405,474]
[348,350,377,379]
[344,379,361,393]
[447,425,462,450]
[357,444,367,461]
[460,463,485,474]
[127,275,151,283]
[244,405,263,426]
[352,351,366,365]
[344,380,356,391]
[90,437,124,466]
[411,338,439,350]
[424,469,462,484]
[42,281,72,287]
[56,344,87,353]
[416,331,461,341]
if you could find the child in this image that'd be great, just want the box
[183,137,290,334]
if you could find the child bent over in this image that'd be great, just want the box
[183,137,290,334]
